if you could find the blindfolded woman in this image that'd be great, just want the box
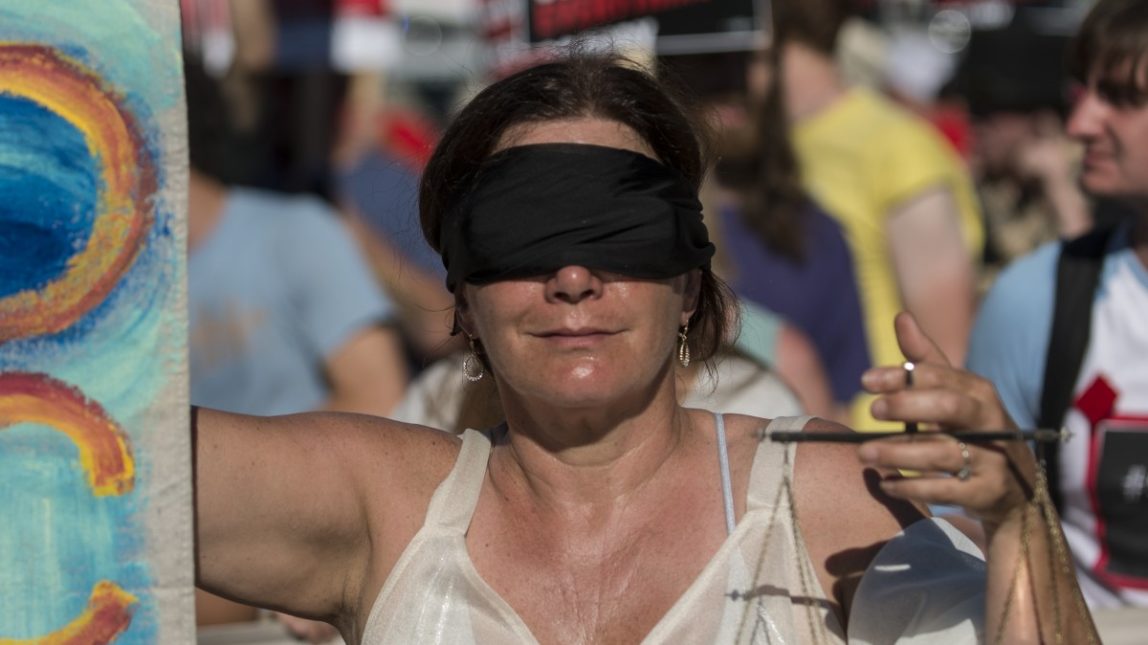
[195,54,1096,644]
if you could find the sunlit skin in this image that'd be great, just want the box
[1067,63,1148,198]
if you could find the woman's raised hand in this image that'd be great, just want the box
[855,312,1036,527]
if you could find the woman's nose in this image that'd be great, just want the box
[545,265,603,304]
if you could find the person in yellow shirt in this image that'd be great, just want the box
[756,0,984,428]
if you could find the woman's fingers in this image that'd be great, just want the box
[877,471,1029,523]
[858,434,969,473]
[853,313,1033,522]
[876,475,997,510]
[893,311,950,367]
[861,351,1013,430]
[863,360,963,393]
[859,435,1034,522]
[871,387,984,425]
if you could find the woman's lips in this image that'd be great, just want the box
[533,328,617,346]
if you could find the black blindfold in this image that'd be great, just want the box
[439,143,715,293]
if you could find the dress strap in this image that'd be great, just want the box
[423,428,493,532]
[746,416,811,512]
[713,412,737,536]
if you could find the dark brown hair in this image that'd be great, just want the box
[716,46,810,262]
[710,0,847,262]
[1072,0,1148,107]
[419,52,735,366]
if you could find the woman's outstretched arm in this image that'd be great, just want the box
[192,407,457,624]
[859,312,1098,644]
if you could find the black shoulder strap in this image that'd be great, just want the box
[1037,226,1116,510]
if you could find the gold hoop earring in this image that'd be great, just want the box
[678,323,691,368]
[463,337,485,382]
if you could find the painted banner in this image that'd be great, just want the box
[0,1,192,644]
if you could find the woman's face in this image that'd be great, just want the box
[457,118,700,410]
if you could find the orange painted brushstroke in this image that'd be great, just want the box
[0,373,134,496]
[0,581,137,645]
[0,44,155,342]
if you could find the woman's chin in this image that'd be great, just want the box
[517,369,638,409]
[497,353,670,412]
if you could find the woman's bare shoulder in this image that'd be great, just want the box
[713,413,896,492]
[712,412,774,440]
[306,412,465,493]
[711,413,925,550]
[789,418,928,613]
[792,417,925,524]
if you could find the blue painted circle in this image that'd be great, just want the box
[0,94,99,299]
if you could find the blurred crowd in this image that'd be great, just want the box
[181,0,1146,643]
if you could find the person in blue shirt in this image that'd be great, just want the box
[184,57,408,635]
[968,0,1148,609]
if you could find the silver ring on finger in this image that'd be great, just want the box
[903,362,918,434]
[955,441,972,481]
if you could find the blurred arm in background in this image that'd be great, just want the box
[887,187,977,367]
